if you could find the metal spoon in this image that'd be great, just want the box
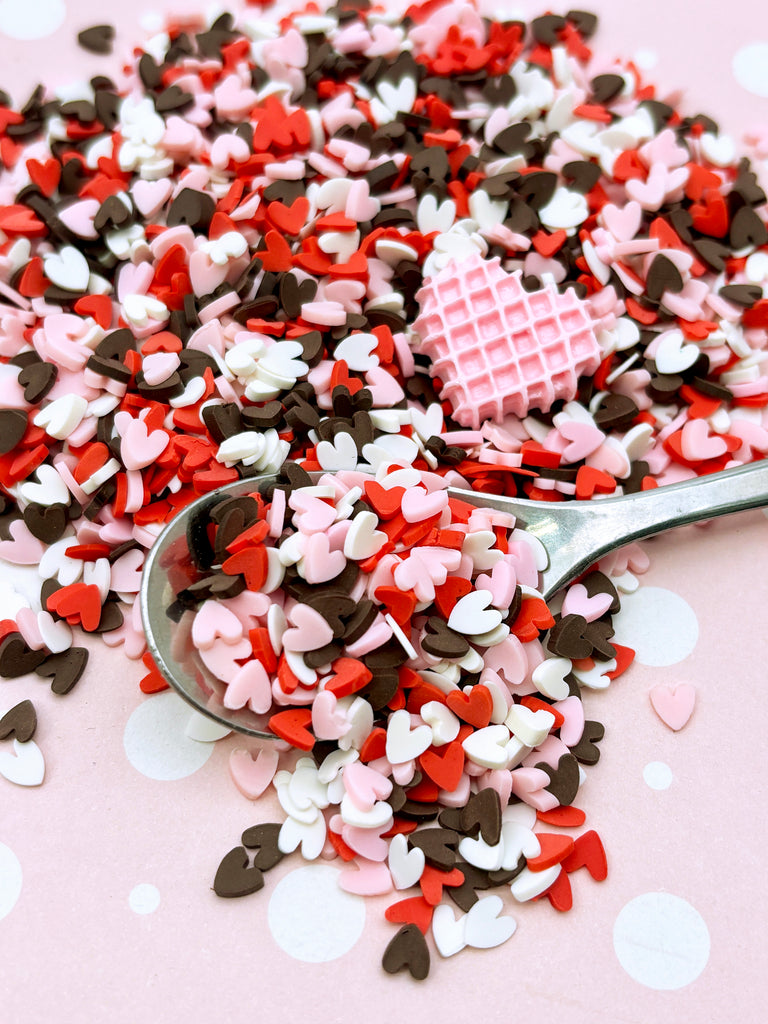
[140,460,768,737]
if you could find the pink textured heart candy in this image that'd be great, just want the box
[413,254,600,427]
[229,746,279,799]
[649,683,696,731]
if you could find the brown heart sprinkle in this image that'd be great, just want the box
[212,847,265,898]
[0,635,47,678]
[381,925,430,981]
[460,788,502,847]
[0,699,37,742]
[34,648,89,695]
[77,24,115,55]
[240,823,285,872]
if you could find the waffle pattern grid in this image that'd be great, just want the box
[413,253,602,428]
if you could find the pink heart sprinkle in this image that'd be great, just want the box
[132,179,173,219]
[400,486,449,523]
[110,548,145,593]
[229,746,279,800]
[342,823,391,862]
[561,583,613,622]
[120,417,170,471]
[680,418,728,462]
[282,602,334,653]
[198,638,252,684]
[224,660,273,714]
[649,683,696,731]
[0,519,45,565]
[191,600,245,651]
[141,352,180,387]
[189,250,229,298]
[558,420,605,463]
[475,560,517,610]
[338,858,392,895]
[311,689,349,741]
[601,200,642,241]
[343,760,393,811]
[302,532,348,584]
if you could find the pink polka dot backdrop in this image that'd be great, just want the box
[0,2,766,1021]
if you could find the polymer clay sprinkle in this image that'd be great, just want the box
[0,0,766,980]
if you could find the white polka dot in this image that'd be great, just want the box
[611,587,698,667]
[733,42,768,98]
[0,842,22,920]
[614,893,710,990]
[0,0,65,40]
[129,883,161,915]
[633,49,658,70]
[643,761,673,790]
[123,691,215,781]
[268,865,365,962]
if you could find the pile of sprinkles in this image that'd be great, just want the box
[0,0,767,979]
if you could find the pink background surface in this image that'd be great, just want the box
[0,2,767,1021]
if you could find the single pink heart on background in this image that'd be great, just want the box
[649,683,696,731]
[229,747,279,800]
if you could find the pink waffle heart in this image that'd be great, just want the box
[413,254,601,428]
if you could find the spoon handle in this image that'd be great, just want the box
[452,460,768,600]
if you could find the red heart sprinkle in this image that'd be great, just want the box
[418,740,465,791]
[384,896,434,935]
[561,829,608,880]
[445,685,493,729]
[268,708,314,750]
[526,833,576,872]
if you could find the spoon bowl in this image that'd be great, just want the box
[141,461,768,736]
